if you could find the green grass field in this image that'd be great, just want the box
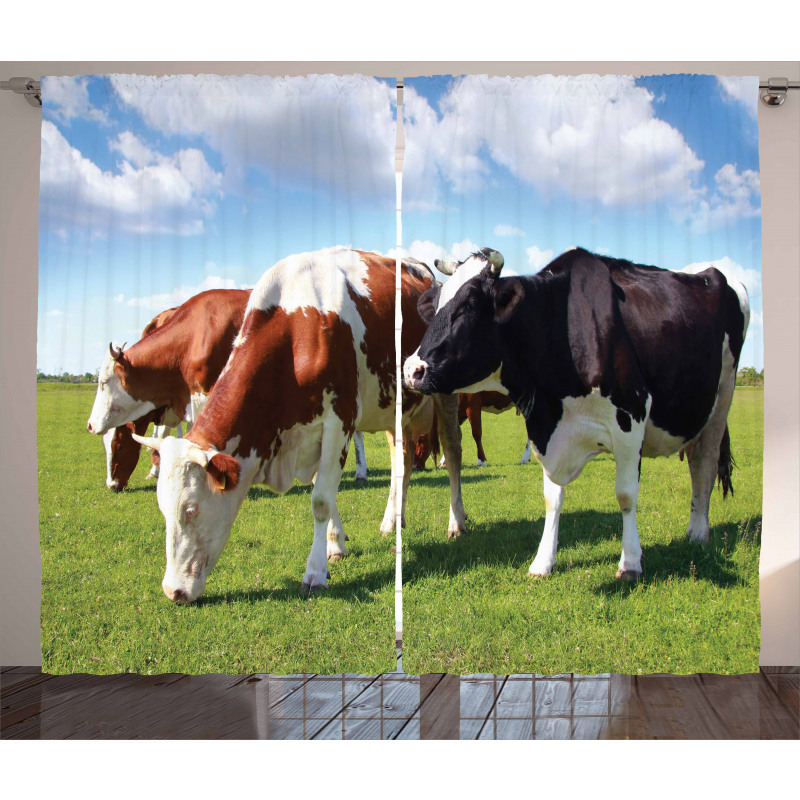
[402,388,763,676]
[38,384,396,675]
[38,384,762,676]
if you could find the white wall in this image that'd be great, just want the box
[1,60,798,667]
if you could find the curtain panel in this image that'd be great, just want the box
[38,74,398,675]
[400,74,762,675]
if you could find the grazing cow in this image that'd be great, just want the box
[88,288,251,436]
[404,247,749,580]
[103,306,180,491]
[133,248,465,603]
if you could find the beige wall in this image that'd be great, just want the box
[1,61,798,667]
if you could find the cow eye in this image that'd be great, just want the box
[459,296,479,316]
[185,503,199,521]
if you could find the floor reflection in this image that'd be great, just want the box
[2,667,796,740]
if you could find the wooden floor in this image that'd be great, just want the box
[2,666,797,739]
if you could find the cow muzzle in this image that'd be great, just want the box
[403,353,429,392]
[162,580,203,605]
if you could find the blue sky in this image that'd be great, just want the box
[38,73,762,373]
[402,74,762,370]
[38,74,397,374]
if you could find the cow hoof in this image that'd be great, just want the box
[527,569,550,579]
[301,580,328,596]
[327,550,347,563]
[356,476,367,485]
[446,528,462,540]
[615,568,642,582]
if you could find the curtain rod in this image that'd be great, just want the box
[3,77,799,108]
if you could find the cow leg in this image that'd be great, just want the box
[434,393,467,537]
[400,431,414,528]
[467,398,487,466]
[353,431,368,484]
[380,430,397,536]
[520,440,532,465]
[146,424,168,479]
[528,469,565,576]
[326,503,348,562]
[686,375,736,544]
[304,422,349,593]
[615,444,644,580]
[103,428,118,490]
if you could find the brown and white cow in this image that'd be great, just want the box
[102,306,180,492]
[133,248,465,603]
[88,289,251,437]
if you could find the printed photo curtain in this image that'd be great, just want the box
[38,72,762,678]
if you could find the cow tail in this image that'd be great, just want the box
[717,424,735,499]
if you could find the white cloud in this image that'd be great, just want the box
[682,255,761,297]
[109,74,396,200]
[401,240,447,266]
[112,294,125,304]
[449,239,481,261]
[526,245,554,271]
[46,309,64,317]
[125,275,241,312]
[717,76,759,119]
[108,131,156,168]
[494,223,526,237]
[677,163,761,233]
[403,75,704,209]
[39,121,222,237]
[43,76,108,125]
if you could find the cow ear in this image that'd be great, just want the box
[206,453,241,494]
[565,252,616,384]
[417,284,441,325]
[493,279,524,324]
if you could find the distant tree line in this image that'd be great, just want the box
[37,369,97,384]
[736,367,764,387]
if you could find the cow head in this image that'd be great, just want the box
[108,423,141,492]
[133,434,243,604]
[403,248,523,395]
[87,343,156,434]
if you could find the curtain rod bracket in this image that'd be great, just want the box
[760,77,792,107]
[0,77,41,107]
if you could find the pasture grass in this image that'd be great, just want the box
[402,388,763,675]
[38,383,395,675]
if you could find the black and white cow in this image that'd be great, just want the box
[403,247,749,580]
